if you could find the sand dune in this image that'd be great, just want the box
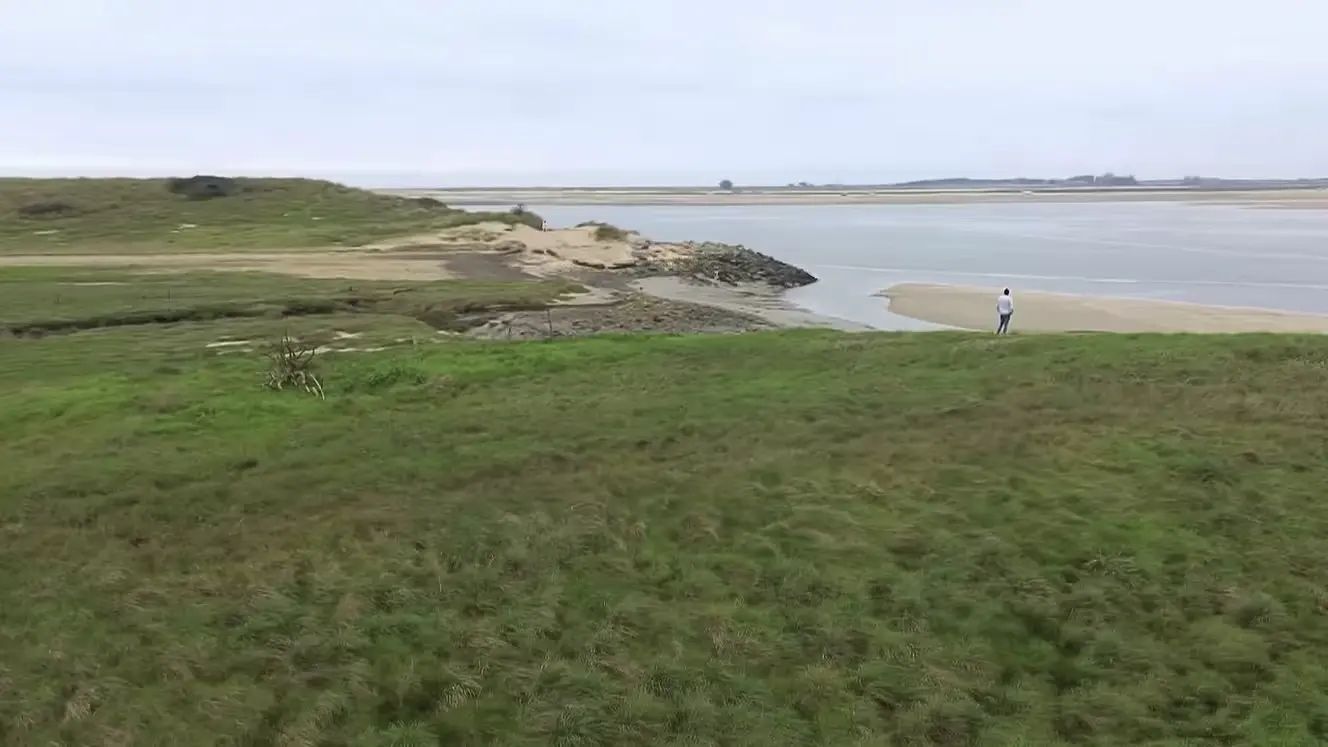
[365,222,693,276]
[881,283,1328,334]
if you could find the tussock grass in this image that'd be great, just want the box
[0,177,544,252]
[3,330,1328,744]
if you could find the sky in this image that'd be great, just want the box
[2,0,1326,186]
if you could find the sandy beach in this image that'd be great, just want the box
[881,283,1328,334]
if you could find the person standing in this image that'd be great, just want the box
[996,288,1014,334]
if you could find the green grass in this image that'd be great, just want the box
[4,329,1328,745]
[0,177,542,252]
[5,176,1328,744]
[576,221,631,242]
[0,266,579,337]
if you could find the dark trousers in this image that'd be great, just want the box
[997,312,1012,334]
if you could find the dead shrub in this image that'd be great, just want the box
[264,333,325,399]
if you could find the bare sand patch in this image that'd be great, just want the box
[205,340,390,355]
[315,346,388,354]
[509,225,691,276]
[881,283,1328,334]
[366,222,694,277]
[363,223,516,250]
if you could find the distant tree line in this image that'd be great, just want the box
[1065,173,1138,187]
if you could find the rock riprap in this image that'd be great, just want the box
[636,242,817,288]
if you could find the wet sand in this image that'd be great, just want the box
[632,277,871,331]
[881,284,1328,334]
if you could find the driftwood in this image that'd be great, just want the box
[264,333,325,399]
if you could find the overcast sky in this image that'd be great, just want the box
[2,0,1325,185]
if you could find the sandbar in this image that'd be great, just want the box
[880,283,1328,334]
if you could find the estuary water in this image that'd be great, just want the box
[515,202,1328,329]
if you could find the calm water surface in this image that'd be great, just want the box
[516,203,1328,329]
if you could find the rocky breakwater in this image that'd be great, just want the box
[634,241,818,288]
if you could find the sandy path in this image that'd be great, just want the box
[0,251,458,281]
[881,283,1328,334]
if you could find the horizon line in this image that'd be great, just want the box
[2,170,1327,191]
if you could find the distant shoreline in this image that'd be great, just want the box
[383,186,1328,208]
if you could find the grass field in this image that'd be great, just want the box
[0,177,538,252]
[5,324,1328,745]
[5,177,1328,745]
[0,266,579,339]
